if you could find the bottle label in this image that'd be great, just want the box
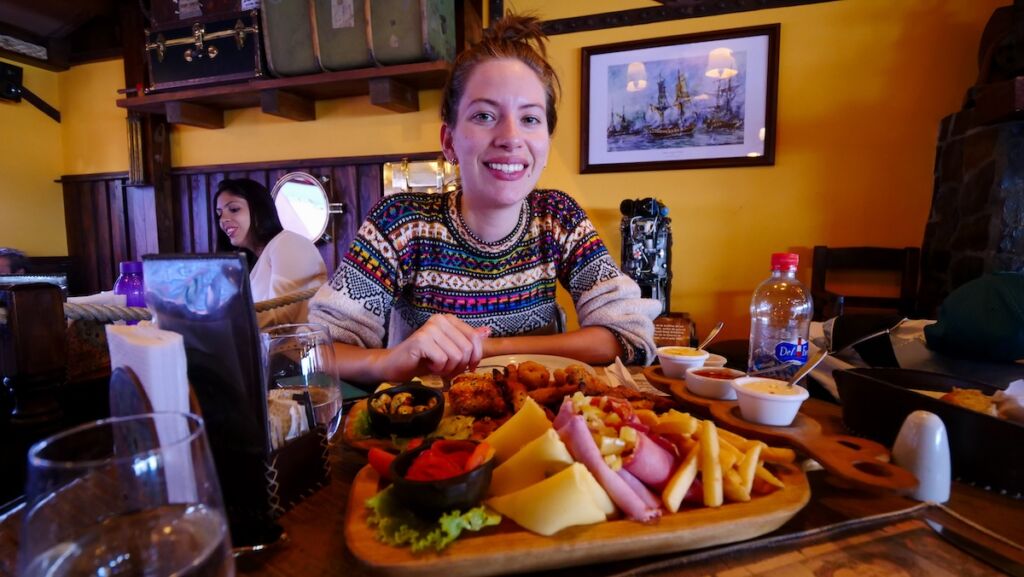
[774,338,809,364]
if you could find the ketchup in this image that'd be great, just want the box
[692,369,738,380]
[404,440,489,482]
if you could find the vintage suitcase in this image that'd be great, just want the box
[313,0,375,71]
[149,0,261,26]
[369,0,455,65]
[145,10,265,92]
[261,0,322,76]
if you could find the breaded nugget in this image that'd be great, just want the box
[448,373,509,417]
[527,384,579,407]
[555,364,597,388]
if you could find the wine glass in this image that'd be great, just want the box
[18,412,233,577]
[261,323,343,442]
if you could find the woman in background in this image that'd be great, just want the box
[310,15,660,385]
[214,178,327,327]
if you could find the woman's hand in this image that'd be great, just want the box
[381,314,491,382]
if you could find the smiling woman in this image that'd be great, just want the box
[309,14,661,386]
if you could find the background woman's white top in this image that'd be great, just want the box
[251,229,327,328]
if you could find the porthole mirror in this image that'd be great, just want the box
[270,172,344,243]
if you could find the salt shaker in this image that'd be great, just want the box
[891,410,951,503]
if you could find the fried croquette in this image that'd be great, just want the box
[448,373,509,417]
[515,360,551,390]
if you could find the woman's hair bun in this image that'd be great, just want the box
[482,13,548,57]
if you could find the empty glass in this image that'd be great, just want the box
[18,412,233,577]
[261,323,343,442]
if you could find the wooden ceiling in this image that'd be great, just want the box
[2,0,113,38]
[0,0,120,70]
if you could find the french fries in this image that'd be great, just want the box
[654,410,790,512]
[699,420,723,507]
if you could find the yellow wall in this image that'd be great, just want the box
[60,59,129,175]
[15,0,1004,339]
[0,57,67,255]
[511,0,999,338]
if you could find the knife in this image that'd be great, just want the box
[925,518,1024,577]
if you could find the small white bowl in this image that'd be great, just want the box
[704,353,728,367]
[685,366,745,399]
[656,346,710,379]
[731,376,809,426]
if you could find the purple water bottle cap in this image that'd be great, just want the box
[119,261,143,274]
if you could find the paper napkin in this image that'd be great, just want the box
[106,324,195,503]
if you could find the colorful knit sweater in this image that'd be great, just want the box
[309,189,660,364]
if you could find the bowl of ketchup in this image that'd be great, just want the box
[390,439,496,518]
[684,366,747,399]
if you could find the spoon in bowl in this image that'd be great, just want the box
[698,321,725,351]
[786,348,829,388]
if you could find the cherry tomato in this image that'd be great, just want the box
[367,448,396,480]
[463,442,493,472]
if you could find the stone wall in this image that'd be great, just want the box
[918,112,1024,317]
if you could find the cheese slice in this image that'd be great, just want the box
[486,463,611,536]
[489,429,574,497]
[484,397,551,463]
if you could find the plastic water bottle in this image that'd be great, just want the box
[113,261,145,325]
[747,253,813,380]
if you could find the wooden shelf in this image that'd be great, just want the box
[116,60,451,129]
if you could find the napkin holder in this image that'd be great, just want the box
[141,254,330,547]
[835,368,1023,496]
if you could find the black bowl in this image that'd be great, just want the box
[367,383,445,438]
[390,439,495,518]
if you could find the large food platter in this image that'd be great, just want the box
[345,464,810,577]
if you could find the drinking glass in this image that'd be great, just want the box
[18,412,233,577]
[261,323,343,441]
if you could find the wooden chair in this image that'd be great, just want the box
[811,246,921,321]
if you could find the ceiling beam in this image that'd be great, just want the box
[541,0,839,36]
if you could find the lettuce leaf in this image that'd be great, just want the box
[365,487,501,552]
[432,415,475,440]
[352,408,372,438]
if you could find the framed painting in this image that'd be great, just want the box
[580,24,779,173]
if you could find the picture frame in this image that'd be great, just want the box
[580,24,780,173]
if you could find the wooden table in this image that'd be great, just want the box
[2,400,1022,577]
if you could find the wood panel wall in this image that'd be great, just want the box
[61,172,133,296]
[61,152,438,295]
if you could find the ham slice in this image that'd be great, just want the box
[623,431,677,491]
[553,396,574,431]
[616,468,661,510]
[558,415,661,522]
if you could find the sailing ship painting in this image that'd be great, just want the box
[605,49,746,153]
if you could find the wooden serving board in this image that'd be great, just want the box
[644,366,919,494]
[345,464,810,577]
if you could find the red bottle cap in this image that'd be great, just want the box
[770,253,799,270]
